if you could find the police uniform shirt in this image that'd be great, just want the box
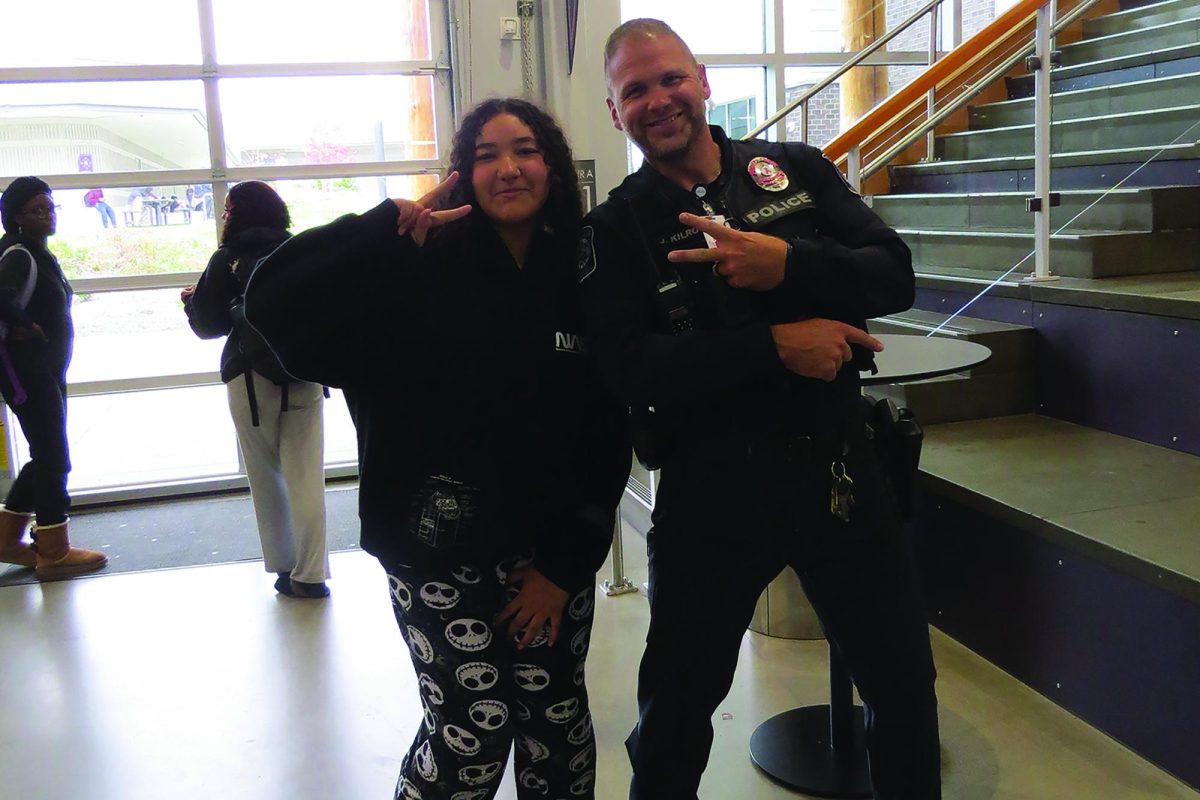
[578,125,915,456]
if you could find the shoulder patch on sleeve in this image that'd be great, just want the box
[822,155,861,197]
[577,225,597,283]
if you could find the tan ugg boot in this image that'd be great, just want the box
[0,507,36,568]
[32,520,107,581]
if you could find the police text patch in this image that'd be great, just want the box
[741,191,815,229]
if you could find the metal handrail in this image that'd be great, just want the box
[745,0,949,141]
[860,0,1104,182]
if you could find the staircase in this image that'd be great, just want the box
[866,0,1200,790]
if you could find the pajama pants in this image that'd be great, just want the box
[386,551,598,800]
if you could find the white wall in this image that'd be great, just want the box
[456,0,630,198]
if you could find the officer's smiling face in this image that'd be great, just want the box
[606,32,711,164]
[471,112,551,233]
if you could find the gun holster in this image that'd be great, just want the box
[863,394,923,522]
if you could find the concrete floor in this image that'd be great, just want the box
[1,528,1196,800]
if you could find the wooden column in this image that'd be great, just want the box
[841,0,890,130]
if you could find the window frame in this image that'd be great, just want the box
[651,0,963,142]
[0,0,455,503]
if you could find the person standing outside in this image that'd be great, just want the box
[85,188,117,229]
[0,177,107,578]
[183,181,330,598]
[578,19,941,800]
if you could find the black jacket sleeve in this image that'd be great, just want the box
[777,145,915,321]
[0,247,35,330]
[185,248,238,339]
[243,200,416,388]
[534,382,632,593]
[578,211,784,408]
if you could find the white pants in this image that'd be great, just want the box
[227,372,329,584]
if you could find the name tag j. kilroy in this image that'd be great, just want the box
[741,190,815,229]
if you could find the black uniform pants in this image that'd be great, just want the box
[0,346,70,525]
[385,550,598,800]
[626,441,940,800]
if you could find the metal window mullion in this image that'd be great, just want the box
[196,0,227,237]
[71,272,204,294]
[223,159,445,183]
[0,64,205,84]
[7,167,223,191]
[429,0,458,162]
[15,159,447,194]
[767,0,787,141]
[441,0,458,125]
[67,372,224,398]
[0,61,443,85]
[213,61,444,79]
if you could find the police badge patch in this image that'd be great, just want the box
[747,157,789,192]
[577,225,597,283]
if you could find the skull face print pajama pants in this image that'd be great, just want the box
[386,554,599,800]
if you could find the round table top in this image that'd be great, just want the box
[861,333,992,385]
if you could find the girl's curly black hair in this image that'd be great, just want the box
[220,180,291,246]
[441,97,582,239]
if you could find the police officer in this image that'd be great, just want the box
[578,19,941,800]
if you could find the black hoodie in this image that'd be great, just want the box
[244,201,630,591]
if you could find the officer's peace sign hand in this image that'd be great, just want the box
[392,171,472,246]
[668,212,790,291]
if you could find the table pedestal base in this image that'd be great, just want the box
[749,705,871,798]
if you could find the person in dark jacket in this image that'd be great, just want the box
[578,20,941,800]
[0,177,107,579]
[183,180,330,598]
[244,98,630,800]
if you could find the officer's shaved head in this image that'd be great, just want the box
[603,18,698,90]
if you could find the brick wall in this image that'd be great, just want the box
[781,1,999,144]
[784,83,843,147]
[886,0,999,93]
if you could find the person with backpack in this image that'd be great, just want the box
[182,180,330,598]
[0,176,108,579]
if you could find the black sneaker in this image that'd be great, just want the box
[289,578,330,599]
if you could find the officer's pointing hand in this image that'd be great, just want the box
[668,212,790,291]
[392,171,472,246]
[770,319,883,382]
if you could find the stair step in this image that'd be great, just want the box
[1007,43,1200,97]
[971,71,1200,129]
[912,269,1200,323]
[888,141,1200,193]
[939,104,1200,161]
[1084,0,1200,37]
[1061,16,1200,66]
[921,414,1200,602]
[870,187,1200,233]
[897,227,1200,278]
[917,413,1200,790]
